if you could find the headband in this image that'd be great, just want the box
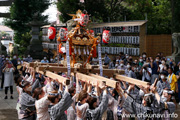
[144,93,152,97]
[48,92,59,96]
[163,90,168,93]
[88,93,98,98]
[21,80,25,86]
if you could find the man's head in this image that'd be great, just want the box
[86,95,97,109]
[142,52,147,58]
[78,90,88,103]
[68,88,76,97]
[119,52,124,57]
[13,55,17,59]
[168,67,173,74]
[126,63,131,69]
[22,81,32,94]
[160,71,167,80]
[161,59,166,65]
[5,57,9,61]
[162,90,173,102]
[120,60,124,67]
[139,56,143,62]
[142,93,154,107]
[48,90,61,104]
[134,59,138,64]
[125,54,129,59]
[129,56,133,61]
[155,56,160,62]
[33,87,45,100]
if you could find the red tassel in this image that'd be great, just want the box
[92,46,97,57]
[59,43,62,53]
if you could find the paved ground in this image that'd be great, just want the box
[0,77,18,120]
[0,77,180,120]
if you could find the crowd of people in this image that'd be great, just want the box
[0,52,179,120]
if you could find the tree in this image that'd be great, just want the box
[104,0,132,22]
[57,0,113,23]
[123,0,172,34]
[57,0,82,23]
[171,0,180,33]
[57,0,172,34]
[4,0,50,55]
[57,0,131,23]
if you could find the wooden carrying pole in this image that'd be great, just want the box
[38,66,76,73]
[29,62,63,67]
[37,66,125,76]
[36,66,69,83]
[114,74,149,87]
[40,70,68,83]
[23,62,30,67]
[90,69,124,77]
[23,62,68,83]
[76,72,117,88]
[89,74,118,88]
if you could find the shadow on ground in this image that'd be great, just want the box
[0,109,18,120]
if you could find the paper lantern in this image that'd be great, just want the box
[102,30,110,44]
[59,27,68,41]
[79,13,89,26]
[48,27,56,40]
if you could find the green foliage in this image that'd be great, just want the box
[171,0,180,33]
[57,0,83,23]
[104,0,131,22]
[16,32,32,55]
[4,0,50,55]
[57,0,115,23]
[57,0,131,23]
[57,0,173,34]
[124,0,172,34]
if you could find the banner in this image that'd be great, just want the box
[133,48,136,56]
[94,26,140,34]
[136,48,140,56]
[98,43,103,76]
[110,26,140,33]
[137,36,140,44]
[66,39,71,77]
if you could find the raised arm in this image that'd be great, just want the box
[94,88,108,115]
[51,85,73,118]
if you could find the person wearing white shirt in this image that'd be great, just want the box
[159,59,167,73]
[140,63,152,82]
